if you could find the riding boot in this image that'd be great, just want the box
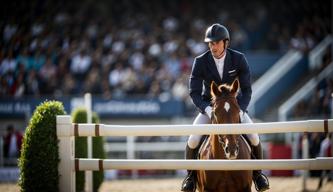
[181,145,198,192]
[252,142,270,192]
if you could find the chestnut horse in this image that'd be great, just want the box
[197,80,252,192]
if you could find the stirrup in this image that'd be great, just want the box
[254,173,270,192]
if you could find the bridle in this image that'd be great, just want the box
[211,95,241,150]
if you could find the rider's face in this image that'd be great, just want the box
[208,40,226,59]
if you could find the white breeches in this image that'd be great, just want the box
[187,112,260,149]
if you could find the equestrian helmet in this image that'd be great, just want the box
[204,23,230,43]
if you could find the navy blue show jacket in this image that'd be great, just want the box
[189,48,252,113]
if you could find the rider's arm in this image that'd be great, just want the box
[237,54,252,112]
[189,58,211,114]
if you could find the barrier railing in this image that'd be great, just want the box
[57,115,333,192]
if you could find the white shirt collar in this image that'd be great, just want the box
[213,52,226,63]
[213,52,226,79]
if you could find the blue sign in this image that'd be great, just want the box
[0,97,184,118]
[0,98,70,118]
[93,98,183,117]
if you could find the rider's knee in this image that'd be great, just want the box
[188,135,202,149]
[240,112,253,123]
[247,134,260,146]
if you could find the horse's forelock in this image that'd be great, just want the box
[218,84,233,94]
[211,84,234,104]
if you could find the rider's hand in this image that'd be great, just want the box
[205,106,213,119]
[239,110,244,122]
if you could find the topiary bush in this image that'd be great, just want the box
[18,101,66,192]
[72,108,105,192]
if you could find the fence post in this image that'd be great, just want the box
[302,133,309,191]
[57,115,75,192]
[85,93,93,192]
[127,136,138,179]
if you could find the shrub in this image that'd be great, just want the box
[72,108,105,192]
[18,101,65,192]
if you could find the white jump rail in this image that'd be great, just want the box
[57,118,333,137]
[104,141,186,152]
[56,115,333,192]
[75,158,333,171]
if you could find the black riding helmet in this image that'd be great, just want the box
[204,23,230,43]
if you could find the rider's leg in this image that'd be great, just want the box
[181,113,210,192]
[241,112,270,192]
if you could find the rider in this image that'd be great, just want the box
[181,23,270,192]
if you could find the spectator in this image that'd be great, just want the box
[319,134,332,158]
[70,49,92,81]
[12,72,25,98]
[0,50,17,75]
[171,74,188,101]
[39,57,57,94]
[109,63,125,89]
[25,70,40,96]
[83,66,101,94]
[3,124,23,158]
[61,74,77,95]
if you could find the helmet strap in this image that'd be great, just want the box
[224,40,229,49]
[219,40,228,57]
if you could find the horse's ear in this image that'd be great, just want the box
[231,79,239,94]
[211,81,221,97]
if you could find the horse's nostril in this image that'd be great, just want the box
[236,146,239,154]
[225,146,229,153]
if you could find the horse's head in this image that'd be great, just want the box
[210,79,241,160]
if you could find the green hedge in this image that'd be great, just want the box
[18,101,65,192]
[72,108,105,192]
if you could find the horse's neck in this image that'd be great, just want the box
[210,135,225,159]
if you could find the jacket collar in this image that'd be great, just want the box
[208,49,230,82]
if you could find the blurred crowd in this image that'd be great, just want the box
[292,46,332,120]
[293,77,333,120]
[0,0,331,102]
